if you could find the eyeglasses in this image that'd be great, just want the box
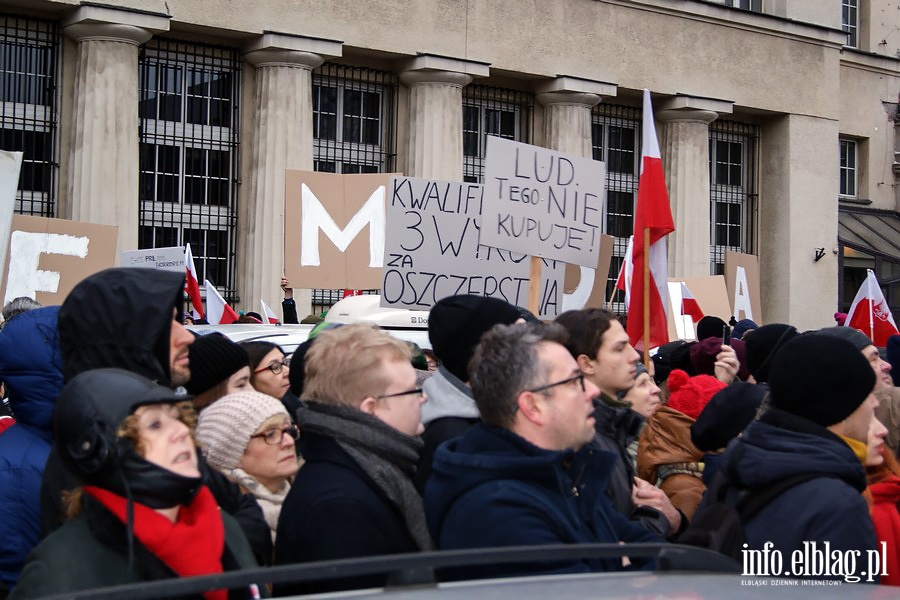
[376,388,424,400]
[250,424,300,445]
[253,357,291,375]
[527,372,586,395]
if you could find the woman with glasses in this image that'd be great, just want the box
[197,391,300,544]
[240,341,292,400]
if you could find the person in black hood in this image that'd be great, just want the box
[12,369,260,599]
[40,268,272,565]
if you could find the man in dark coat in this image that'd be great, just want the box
[39,268,271,564]
[720,333,879,580]
[425,322,661,580]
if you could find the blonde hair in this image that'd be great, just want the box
[302,323,412,407]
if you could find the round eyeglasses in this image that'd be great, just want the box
[253,356,291,375]
[250,424,300,445]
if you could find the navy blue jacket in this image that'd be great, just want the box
[722,409,876,564]
[425,423,661,580]
[274,432,418,595]
[0,307,64,588]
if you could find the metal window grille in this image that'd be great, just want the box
[842,0,859,48]
[728,0,762,12]
[591,103,642,315]
[463,85,534,183]
[0,13,59,217]
[839,138,858,198]
[709,120,759,275]
[138,38,240,303]
[311,63,397,313]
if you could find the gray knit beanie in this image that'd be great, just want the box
[816,326,873,351]
[196,390,288,473]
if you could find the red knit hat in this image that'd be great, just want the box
[666,369,727,420]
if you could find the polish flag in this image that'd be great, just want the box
[184,244,204,319]
[680,282,704,324]
[260,298,280,324]
[625,89,675,349]
[845,269,899,347]
[614,236,634,307]
[342,289,362,298]
[204,279,238,325]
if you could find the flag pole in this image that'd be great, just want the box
[642,227,650,368]
[868,270,875,341]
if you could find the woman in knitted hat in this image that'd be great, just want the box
[864,416,900,586]
[637,369,726,520]
[196,391,299,543]
[11,369,259,599]
[186,333,252,410]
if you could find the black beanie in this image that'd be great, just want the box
[743,323,799,383]
[185,333,249,395]
[428,295,522,382]
[768,334,875,427]
[691,382,765,451]
[815,326,873,351]
[697,316,728,342]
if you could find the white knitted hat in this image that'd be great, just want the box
[196,390,289,473]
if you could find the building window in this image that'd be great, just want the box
[839,138,858,199]
[463,85,533,183]
[728,0,762,12]
[709,121,759,275]
[0,14,59,217]
[311,64,397,312]
[139,39,240,301]
[592,104,642,315]
[842,0,859,48]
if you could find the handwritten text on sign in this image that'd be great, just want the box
[480,137,606,268]
[381,176,565,318]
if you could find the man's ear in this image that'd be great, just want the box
[517,390,545,426]
[359,396,378,416]
[577,353,595,376]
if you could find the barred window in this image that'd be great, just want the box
[0,14,59,217]
[709,121,759,275]
[311,63,397,313]
[591,104,642,315]
[842,0,859,48]
[138,39,240,303]
[728,0,762,12]
[463,85,533,183]
[839,138,858,198]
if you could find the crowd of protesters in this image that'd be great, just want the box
[1,268,899,598]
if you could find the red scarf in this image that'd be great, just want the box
[85,485,227,600]
[869,477,900,586]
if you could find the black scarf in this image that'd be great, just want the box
[298,401,434,551]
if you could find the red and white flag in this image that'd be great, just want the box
[625,89,675,349]
[680,281,704,324]
[845,269,899,347]
[184,244,204,319]
[204,279,238,325]
[260,298,280,324]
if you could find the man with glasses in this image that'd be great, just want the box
[424,322,660,580]
[274,323,432,595]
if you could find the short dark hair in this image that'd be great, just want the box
[469,322,568,429]
[554,308,618,360]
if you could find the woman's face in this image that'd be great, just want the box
[623,372,662,419]
[134,404,200,478]
[225,366,253,394]
[251,348,290,399]
[239,414,299,492]
[865,415,888,467]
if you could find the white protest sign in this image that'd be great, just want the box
[120,246,184,272]
[382,176,565,318]
[0,151,23,280]
[481,137,605,268]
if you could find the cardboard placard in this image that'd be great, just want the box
[481,137,606,268]
[1,214,118,306]
[667,275,731,341]
[561,234,616,311]
[120,246,184,272]
[725,251,763,324]
[284,171,397,290]
[381,176,565,318]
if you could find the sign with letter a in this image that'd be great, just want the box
[725,251,762,323]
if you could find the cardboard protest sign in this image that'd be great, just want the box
[1,215,118,306]
[284,171,395,290]
[561,234,615,311]
[382,176,565,318]
[481,137,605,268]
[725,251,762,323]
[667,275,731,341]
[0,151,22,278]
[120,246,184,272]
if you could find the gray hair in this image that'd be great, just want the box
[1,297,41,329]
[469,321,568,429]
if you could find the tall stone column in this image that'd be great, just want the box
[536,77,615,157]
[241,33,341,317]
[63,6,169,254]
[657,95,733,278]
[400,55,489,180]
